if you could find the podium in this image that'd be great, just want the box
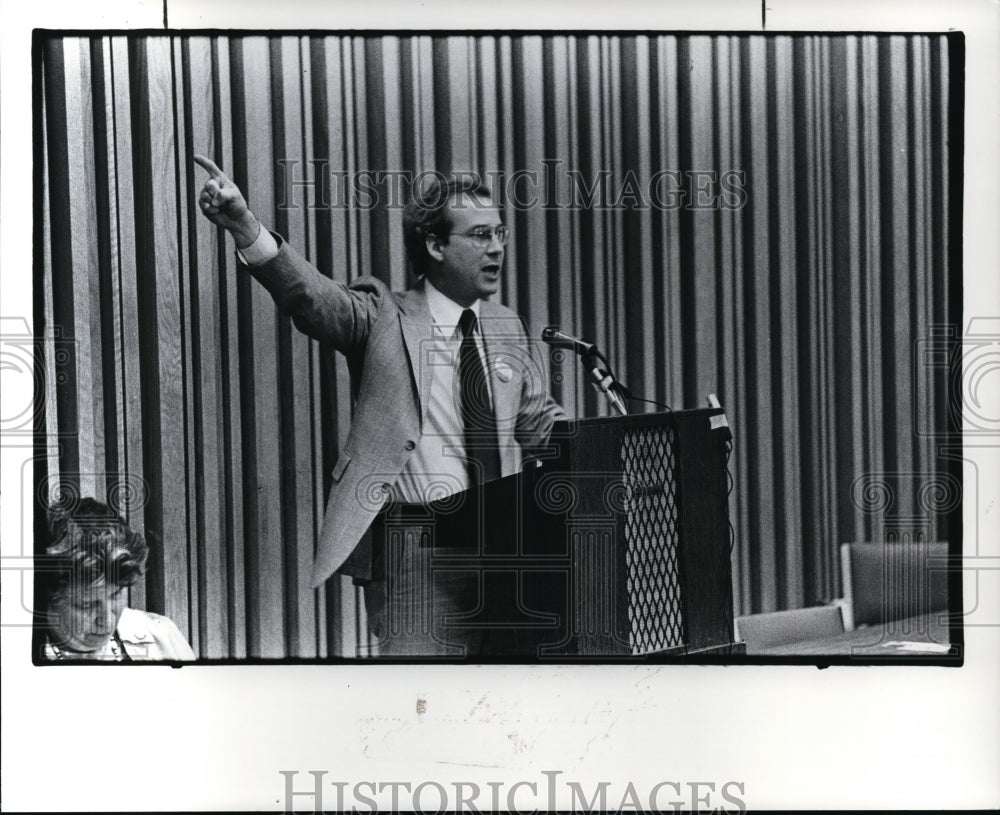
[392,408,737,658]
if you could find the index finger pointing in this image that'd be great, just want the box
[194,154,225,179]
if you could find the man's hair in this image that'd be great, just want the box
[402,173,495,278]
[42,497,148,606]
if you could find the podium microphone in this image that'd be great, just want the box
[542,326,628,416]
[541,326,595,355]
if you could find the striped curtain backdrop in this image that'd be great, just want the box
[36,33,959,658]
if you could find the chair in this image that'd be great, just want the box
[840,541,949,630]
[734,604,846,654]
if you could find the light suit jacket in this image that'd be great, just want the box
[116,607,197,660]
[244,237,565,587]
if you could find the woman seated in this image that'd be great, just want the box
[41,497,196,661]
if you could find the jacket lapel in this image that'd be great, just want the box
[479,303,522,439]
[397,280,433,425]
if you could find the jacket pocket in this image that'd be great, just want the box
[331,451,352,482]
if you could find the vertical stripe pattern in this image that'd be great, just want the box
[37,33,957,656]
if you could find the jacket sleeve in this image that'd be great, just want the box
[514,319,567,460]
[240,232,386,353]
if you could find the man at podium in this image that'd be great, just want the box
[194,157,564,656]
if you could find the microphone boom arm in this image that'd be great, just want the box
[543,327,628,416]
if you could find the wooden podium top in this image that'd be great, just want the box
[550,406,726,433]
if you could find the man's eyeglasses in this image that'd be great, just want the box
[449,225,510,248]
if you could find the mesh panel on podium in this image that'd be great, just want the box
[622,426,684,653]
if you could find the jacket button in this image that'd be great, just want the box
[404,440,416,451]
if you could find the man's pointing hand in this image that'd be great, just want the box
[194,154,261,248]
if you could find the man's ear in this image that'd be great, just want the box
[425,232,444,263]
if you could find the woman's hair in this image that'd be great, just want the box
[42,497,148,605]
[402,173,495,278]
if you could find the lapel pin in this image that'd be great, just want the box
[494,359,514,383]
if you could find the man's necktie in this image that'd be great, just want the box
[458,309,501,486]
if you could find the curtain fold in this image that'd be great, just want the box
[36,33,958,657]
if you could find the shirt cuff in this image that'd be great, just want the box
[237,226,279,265]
